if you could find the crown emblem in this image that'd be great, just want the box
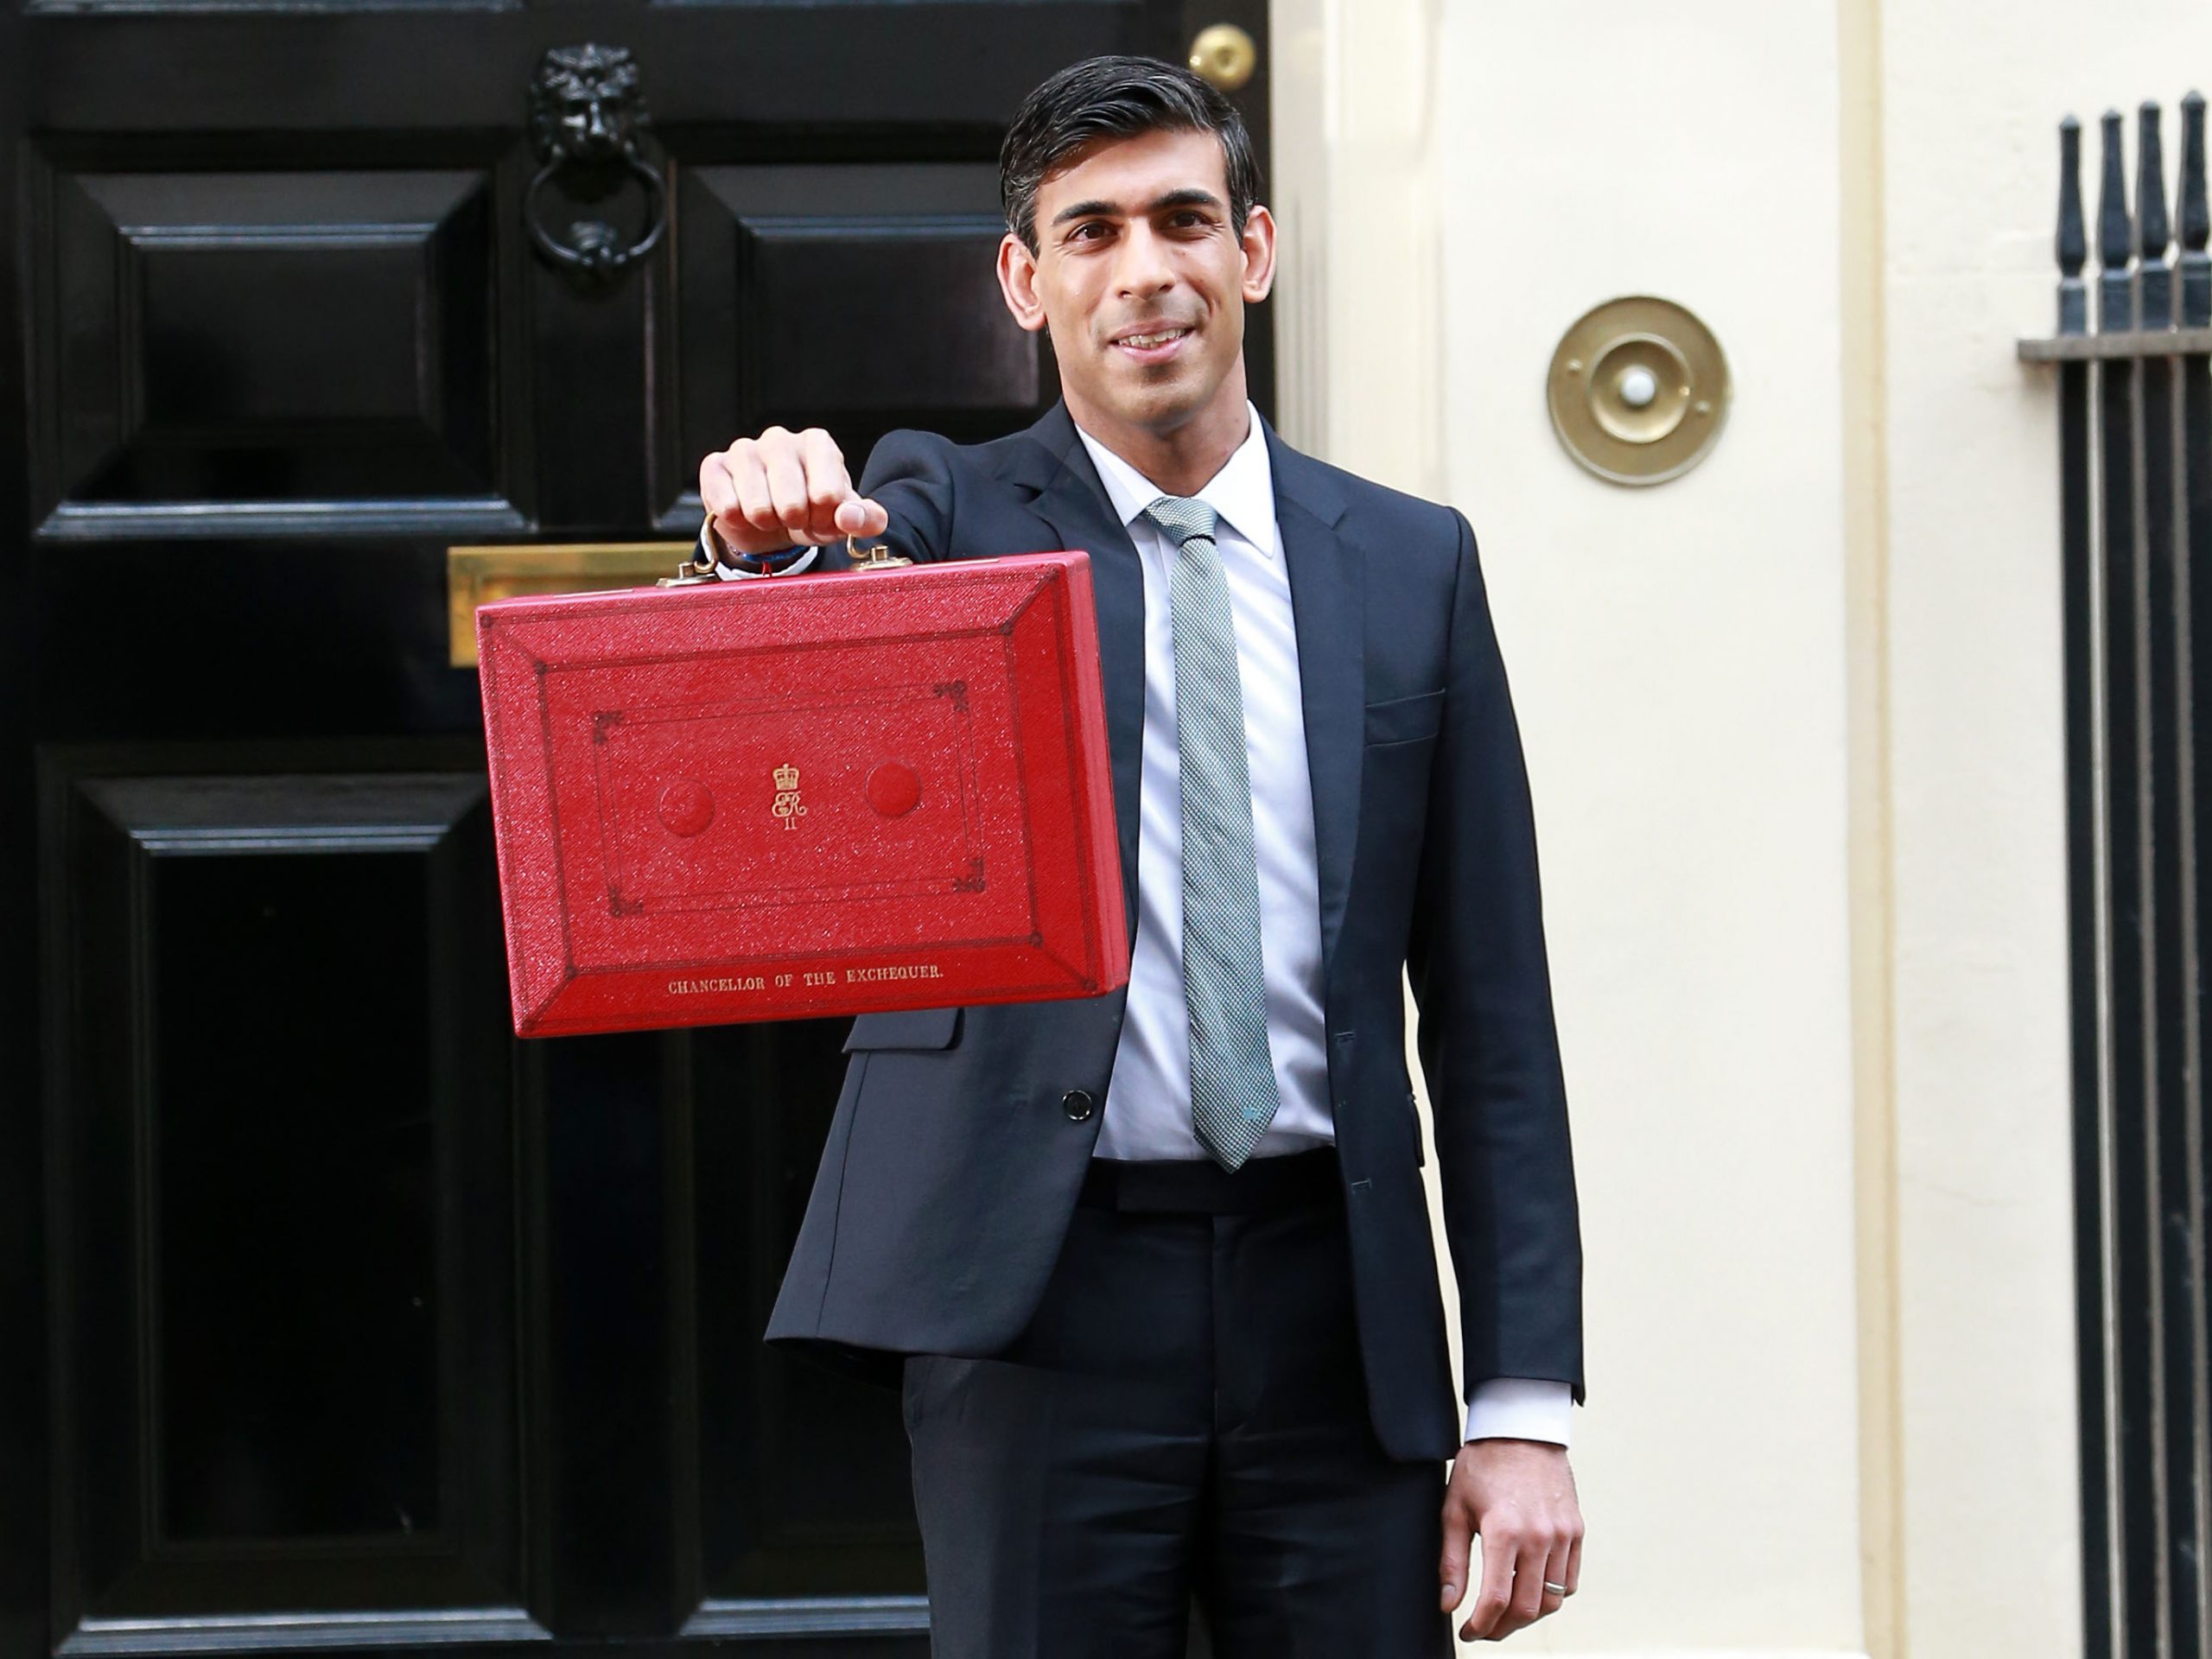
[771,762,806,829]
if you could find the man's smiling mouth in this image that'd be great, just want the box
[1109,323,1197,361]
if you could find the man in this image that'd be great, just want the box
[696,54,1584,1656]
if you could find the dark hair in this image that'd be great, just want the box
[1000,54,1262,255]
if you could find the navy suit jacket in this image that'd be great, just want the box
[764,400,1583,1461]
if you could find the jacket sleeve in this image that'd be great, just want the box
[1405,506,1586,1407]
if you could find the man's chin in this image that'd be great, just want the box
[1087,368,1217,433]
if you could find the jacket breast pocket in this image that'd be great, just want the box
[842,1005,963,1052]
[1363,688,1445,747]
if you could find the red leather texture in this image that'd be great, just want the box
[475,551,1128,1036]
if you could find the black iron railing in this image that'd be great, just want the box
[2020,95,2212,1659]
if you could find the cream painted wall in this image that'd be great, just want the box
[1266,0,2212,1654]
[1438,3,1865,1653]
[1274,2,1866,1654]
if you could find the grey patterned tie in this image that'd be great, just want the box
[1143,494,1281,1171]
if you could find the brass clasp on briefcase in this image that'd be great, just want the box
[658,531,909,587]
[845,536,912,572]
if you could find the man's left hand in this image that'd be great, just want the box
[1439,1439,1582,1643]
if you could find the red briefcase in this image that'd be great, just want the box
[474,549,1127,1037]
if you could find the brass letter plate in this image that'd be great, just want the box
[447,541,694,667]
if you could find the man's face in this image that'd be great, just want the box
[998,126,1275,438]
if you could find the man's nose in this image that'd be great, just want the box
[1110,223,1176,295]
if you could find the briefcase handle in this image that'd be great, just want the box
[657,532,911,588]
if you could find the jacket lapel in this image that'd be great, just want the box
[1266,426,1364,977]
[1001,404,1147,942]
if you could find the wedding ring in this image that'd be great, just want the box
[1543,1580,1569,1596]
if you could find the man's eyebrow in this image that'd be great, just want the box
[1051,198,1121,228]
[1147,188,1224,213]
[1049,187,1226,228]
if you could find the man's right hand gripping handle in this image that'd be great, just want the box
[698,426,890,559]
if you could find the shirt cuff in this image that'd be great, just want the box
[1464,1377,1573,1447]
[699,518,819,579]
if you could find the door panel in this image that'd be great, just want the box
[40,753,522,1627]
[30,166,510,534]
[665,162,1051,524]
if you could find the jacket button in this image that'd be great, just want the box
[1061,1089,1096,1122]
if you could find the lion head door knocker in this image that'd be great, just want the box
[525,44,668,285]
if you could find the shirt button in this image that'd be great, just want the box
[1061,1089,1096,1122]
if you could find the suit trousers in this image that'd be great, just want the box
[899,1148,1453,1659]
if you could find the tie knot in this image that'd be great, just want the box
[1143,495,1220,548]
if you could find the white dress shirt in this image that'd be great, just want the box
[1073,407,1572,1449]
[1078,410,1332,1165]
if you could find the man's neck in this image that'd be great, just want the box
[1064,374,1252,499]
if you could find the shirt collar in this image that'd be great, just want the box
[1072,400,1277,560]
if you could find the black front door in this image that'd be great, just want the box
[0,8,1272,1659]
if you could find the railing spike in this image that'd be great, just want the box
[2140,102,2173,328]
[2061,115,2088,334]
[2140,103,2172,257]
[2101,109,2136,331]
[2179,93,2207,325]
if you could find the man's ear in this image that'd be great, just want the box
[1239,204,1278,304]
[997,233,1049,334]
